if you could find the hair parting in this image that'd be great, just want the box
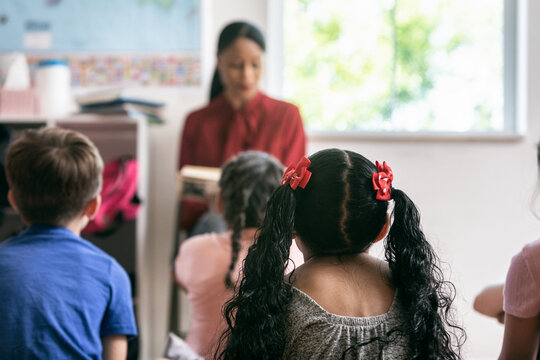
[339,152,352,246]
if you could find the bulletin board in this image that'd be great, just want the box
[0,0,201,86]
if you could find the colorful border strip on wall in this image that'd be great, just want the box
[26,54,201,87]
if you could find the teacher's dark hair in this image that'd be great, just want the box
[210,21,266,101]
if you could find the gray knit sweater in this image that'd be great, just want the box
[283,287,409,359]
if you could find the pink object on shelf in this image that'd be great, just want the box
[0,89,39,116]
[82,157,140,235]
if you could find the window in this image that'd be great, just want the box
[277,0,516,133]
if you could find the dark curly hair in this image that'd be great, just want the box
[218,151,283,288]
[218,148,464,359]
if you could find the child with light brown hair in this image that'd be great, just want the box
[0,127,137,360]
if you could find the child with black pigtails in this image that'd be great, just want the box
[218,148,465,359]
[174,151,303,359]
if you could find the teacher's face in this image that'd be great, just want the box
[218,37,263,103]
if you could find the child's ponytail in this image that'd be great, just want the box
[219,151,284,289]
[386,188,464,359]
[217,184,296,360]
[224,185,247,288]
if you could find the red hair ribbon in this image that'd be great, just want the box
[281,156,312,190]
[372,161,393,200]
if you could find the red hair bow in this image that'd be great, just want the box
[282,156,312,190]
[372,161,393,200]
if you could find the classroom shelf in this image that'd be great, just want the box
[0,114,149,360]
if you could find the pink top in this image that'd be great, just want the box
[503,239,540,318]
[174,230,304,359]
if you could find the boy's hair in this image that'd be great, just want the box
[6,127,103,226]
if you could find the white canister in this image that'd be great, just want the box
[35,59,73,117]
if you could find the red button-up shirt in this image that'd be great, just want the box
[179,91,306,169]
[178,91,306,231]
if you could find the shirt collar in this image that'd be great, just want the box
[215,90,264,114]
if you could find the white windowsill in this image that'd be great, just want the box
[307,130,525,142]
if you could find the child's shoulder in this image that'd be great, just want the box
[523,238,540,254]
[180,231,231,254]
[515,239,540,273]
[6,225,119,265]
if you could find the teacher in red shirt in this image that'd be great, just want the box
[179,21,306,170]
[178,21,306,232]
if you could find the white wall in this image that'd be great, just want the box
[140,0,540,358]
[136,1,271,358]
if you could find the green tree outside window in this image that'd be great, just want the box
[284,0,503,132]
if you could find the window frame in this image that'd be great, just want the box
[266,0,524,141]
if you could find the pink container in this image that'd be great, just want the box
[0,89,39,116]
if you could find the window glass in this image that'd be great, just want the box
[283,0,506,132]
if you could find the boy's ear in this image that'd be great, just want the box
[7,189,18,212]
[83,195,101,220]
[373,213,391,243]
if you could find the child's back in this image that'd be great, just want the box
[291,253,394,317]
[284,253,408,358]
[0,128,137,359]
[0,226,135,359]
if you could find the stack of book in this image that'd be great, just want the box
[76,88,165,123]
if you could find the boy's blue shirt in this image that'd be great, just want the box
[0,224,137,360]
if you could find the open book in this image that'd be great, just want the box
[177,165,221,211]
